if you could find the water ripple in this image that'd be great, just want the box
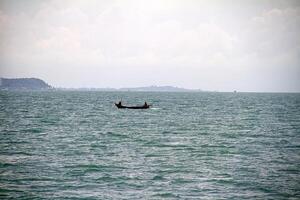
[1,91,300,199]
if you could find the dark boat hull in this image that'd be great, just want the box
[115,103,150,109]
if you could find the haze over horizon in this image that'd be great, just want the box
[0,0,300,92]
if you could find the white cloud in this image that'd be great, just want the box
[0,0,299,91]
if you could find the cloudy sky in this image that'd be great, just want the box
[0,0,299,92]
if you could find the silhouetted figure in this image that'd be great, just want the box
[118,101,122,106]
[144,102,148,107]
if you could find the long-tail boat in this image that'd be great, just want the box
[115,101,151,109]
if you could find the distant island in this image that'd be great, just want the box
[119,85,202,92]
[0,78,52,90]
[0,77,203,92]
[59,85,202,92]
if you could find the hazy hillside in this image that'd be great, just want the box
[120,86,201,92]
[0,78,52,90]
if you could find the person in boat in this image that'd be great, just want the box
[118,101,122,106]
[144,102,148,107]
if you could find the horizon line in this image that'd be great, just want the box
[1,77,300,93]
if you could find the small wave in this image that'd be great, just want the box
[152,192,179,198]
[106,131,129,138]
[150,107,160,110]
[0,162,17,167]
[40,119,58,125]
[21,128,43,134]
[152,175,164,180]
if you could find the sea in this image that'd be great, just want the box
[0,91,299,199]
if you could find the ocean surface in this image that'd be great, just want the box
[0,91,299,199]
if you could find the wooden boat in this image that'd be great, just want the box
[115,102,150,109]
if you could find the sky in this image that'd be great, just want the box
[0,0,299,92]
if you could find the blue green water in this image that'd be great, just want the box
[0,91,300,199]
